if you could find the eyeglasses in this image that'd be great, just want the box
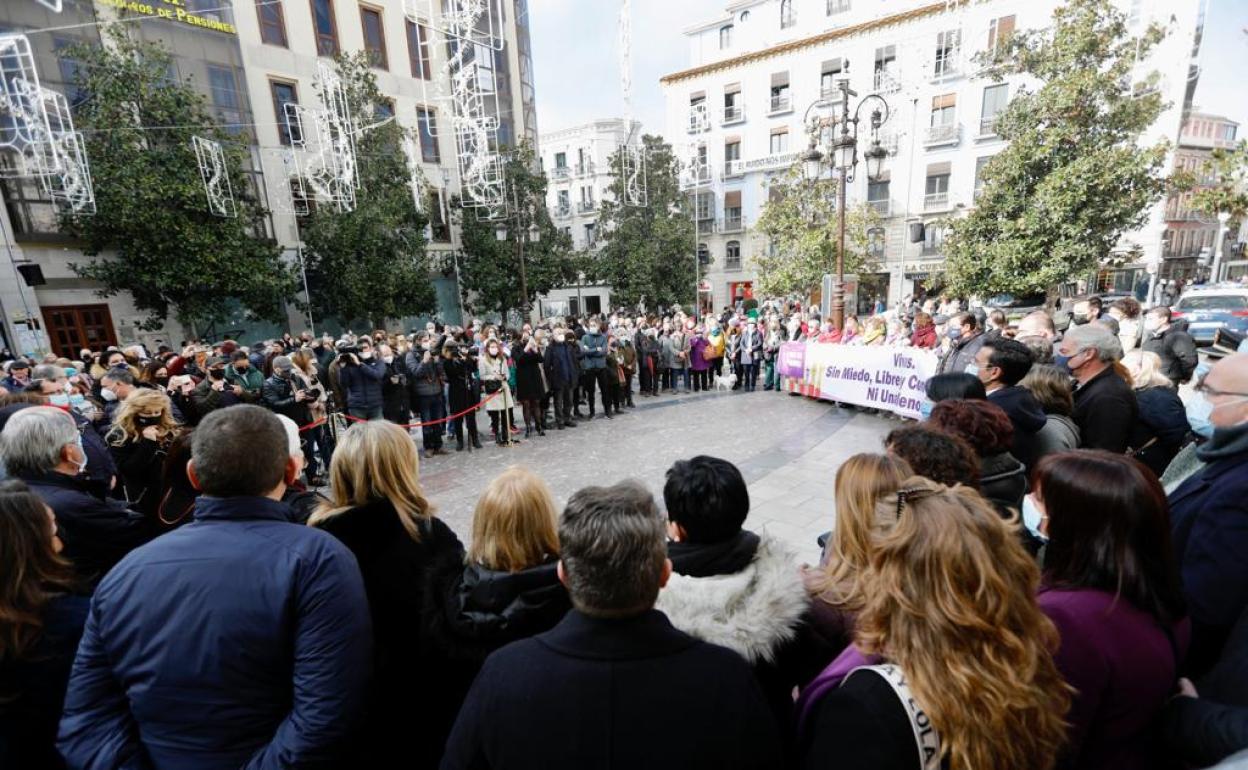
[1195,381,1248,399]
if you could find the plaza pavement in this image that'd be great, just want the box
[414,389,898,564]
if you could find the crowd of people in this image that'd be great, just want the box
[0,289,1246,770]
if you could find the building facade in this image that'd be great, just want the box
[661,0,1204,312]
[0,0,538,357]
[533,118,642,318]
[1162,112,1240,281]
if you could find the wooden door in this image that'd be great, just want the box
[41,304,118,359]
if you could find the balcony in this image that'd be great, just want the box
[575,161,595,177]
[826,0,851,15]
[577,200,597,214]
[687,104,710,134]
[696,218,716,235]
[721,105,745,125]
[721,213,744,233]
[768,94,792,116]
[681,164,712,190]
[932,57,961,81]
[553,204,572,219]
[923,192,950,212]
[872,69,900,94]
[725,254,742,271]
[724,159,744,178]
[977,115,1001,138]
[924,122,961,147]
[552,166,571,181]
[868,198,892,216]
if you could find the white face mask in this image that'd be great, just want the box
[1022,494,1048,543]
[100,388,118,402]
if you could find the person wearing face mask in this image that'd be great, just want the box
[1,359,32,392]
[578,319,613,419]
[479,340,515,445]
[1169,352,1248,678]
[689,327,711,393]
[225,350,264,404]
[338,340,387,421]
[0,406,150,587]
[543,330,580,429]
[936,312,987,375]
[106,390,184,518]
[192,356,246,420]
[262,355,313,430]
[1141,306,1198,387]
[378,343,411,426]
[1056,324,1138,453]
[736,320,763,392]
[972,338,1046,470]
[408,341,447,455]
[442,340,483,451]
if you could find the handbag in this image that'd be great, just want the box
[482,380,503,394]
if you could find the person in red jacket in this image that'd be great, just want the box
[910,311,938,349]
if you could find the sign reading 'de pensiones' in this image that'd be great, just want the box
[94,0,238,35]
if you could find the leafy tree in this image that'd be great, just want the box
[943,0,1169,301]
[1189,140,1248,224]
[299,53,437,327]
[457,141,576,318]
[61,31,294,333]
[589,135,695,310]
[753,163,881,298]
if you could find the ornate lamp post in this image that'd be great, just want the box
[800,78,890,329]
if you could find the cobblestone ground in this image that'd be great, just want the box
[411,390,898,564]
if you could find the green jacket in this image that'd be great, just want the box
[225,364,264,402]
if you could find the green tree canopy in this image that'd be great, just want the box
[753,163,881,298]
[943,0,1170,300]
[299,53,437,327]
[589,135,695,311]
[62,30,294,332]
[457,141,576,318]
[1189,140,1248,224]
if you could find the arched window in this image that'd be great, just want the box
[726,240,742,270]
[719,25,733,50]
[697,243,711,265]
[780,0,794,28]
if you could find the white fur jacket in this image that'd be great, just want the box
[655,534,810,665]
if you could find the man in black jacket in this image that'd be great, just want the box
[543,330,580,429]
[442,480,781,770]
[1165,605,1248,768]
[937,312,988,375]
[1142,306,1199,386]
[1058,323,1138,453]
[0,406,149,586]
[261,356,312,427]
[974,337,1046,469]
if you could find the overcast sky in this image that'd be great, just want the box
[526,0,1248,141]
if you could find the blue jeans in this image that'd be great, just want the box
[348,406,384,421]
[417,394,445,451]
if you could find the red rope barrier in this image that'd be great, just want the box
[322,388,505,430]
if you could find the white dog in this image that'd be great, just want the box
[713,359,737,391]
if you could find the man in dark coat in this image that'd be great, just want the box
[1059,324,1138,453]
[1142,306,1199,386]
[338,338,387,420]
[544,330,580,429]
[442,480,781,770]
[442,341,482,451]
[261,355,312,426]
[937,312,988,375]
[1169,353,1248,678]
[578,318,612,419]
[0,406,149,587]
[975,337,1046,469]
[1164,605,1248,767]
[57,406,372,769]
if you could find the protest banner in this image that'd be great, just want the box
[776,342,806,379]
[793,344,939,419]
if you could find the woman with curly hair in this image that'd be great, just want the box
[0,479,86,769]
[797,477,1071,770]
[106,389,184,517]
[929,398,1025,517]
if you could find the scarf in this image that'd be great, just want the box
[1196,421,1248,463]
[668,529,760,578]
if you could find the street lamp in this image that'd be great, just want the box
[800,78,890,329]
[495,186,540,322]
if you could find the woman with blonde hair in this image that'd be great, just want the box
[1123,350,1190,476]
[798,477,1071,770]
[309,420,464,769]
[290,348,330,484]
[479,337,515,446]
[106,388,183,517]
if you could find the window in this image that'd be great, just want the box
[360,6,387,69]
[1222,124,1239,142]
[780,0,794,29]
[979,84,1008,136]
[987,15,1015,52]
[310,0,339,56]
[974,156,991,198]
[770,128,789,154]
[930,93,956,126]
[554,151,567,169]
[769,72,790,113]
[406,21,431,79]
[925,173,950,195]
[694,191,714,221]
[924,166,950,211]
[428,190,450,241]
[922,223,945,254]
[724,190,742,231]
[207,65,243,135]
[270,79,300,145]
[697,242,711,265]
[820,58,844,97]
[719,25,732,49]
[725,240,742,270]
[557,190,570,212]
[51,37,87,108]
[256,0,287,46]
[873,45,897,90]
[374,98,395,121]
[934,29,961,77]
[723,86,742,122]
[725,139,740,163]
[417,106,439,163]
[826,0,850,15]
[867,177,890,214]
[584,223,597,246]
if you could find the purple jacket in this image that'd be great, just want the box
[794,644,878,739]
[689,336,710,371]
[1039,587,1189,770]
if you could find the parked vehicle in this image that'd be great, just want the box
[1172,285,1248,345]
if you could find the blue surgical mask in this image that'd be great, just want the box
[946,328,962,341]
[918,400,934,420]
[1022,494,1048,543]
[1186,392,1215,438]
[964,364,980,378]
[1053,354,1072,375]
[49,393,70,407]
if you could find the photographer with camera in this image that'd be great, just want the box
[190,356,248,420]
[262,356,313,430]
[379,343,410,425]
[441,339,482,452]
[405,338,444,457]
[337,338,387,421]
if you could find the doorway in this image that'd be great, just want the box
[41,304,118,359]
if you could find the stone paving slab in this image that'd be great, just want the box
[414,391,896,564]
